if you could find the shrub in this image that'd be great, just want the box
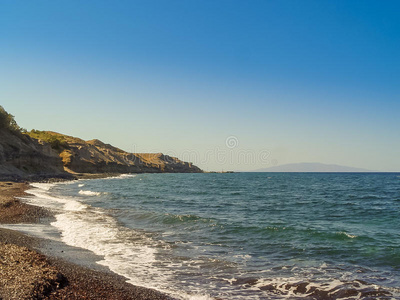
[27,130,69,152]
[0,105,21,131]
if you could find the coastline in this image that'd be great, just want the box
[0,181,175,300]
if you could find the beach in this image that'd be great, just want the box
[0,181,174,300]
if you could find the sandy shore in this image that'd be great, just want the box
[0,181,175,300]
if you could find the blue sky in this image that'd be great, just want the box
[1,0,399,171]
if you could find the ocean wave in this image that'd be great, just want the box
[23,184,88,212]
[79,190,102,196]
[227,225,360,239]
[253,277,395,299]
[30,182,56,191]
[51,209,215,300]
[336,231,357,239]
[162,214,203,224]
[103,174,137,180]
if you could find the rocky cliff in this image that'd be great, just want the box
[0,106,202,179]
[0,129,202,180]
[31,131,202,174]
[0,129,67,181]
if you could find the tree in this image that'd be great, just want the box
[0,105,21,131]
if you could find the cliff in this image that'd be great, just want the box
[0,129,67,181]
[29,131,202,174]
[0,129,202,179]
[0,105,202,179]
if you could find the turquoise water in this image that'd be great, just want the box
[26,173,400,299]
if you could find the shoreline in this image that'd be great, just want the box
[0,180,175,300]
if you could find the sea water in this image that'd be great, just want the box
[20,173,400,299]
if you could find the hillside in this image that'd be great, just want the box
[27,131,202,174]
[254,162,373,172]
[0,106,202,180]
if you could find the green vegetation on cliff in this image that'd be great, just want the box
[26,130,69,153]
[0,106,23,132]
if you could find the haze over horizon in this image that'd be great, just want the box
[1,1,399,172]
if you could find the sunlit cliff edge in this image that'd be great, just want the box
[0,107,202,181]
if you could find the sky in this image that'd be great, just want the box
[1,0,399,171]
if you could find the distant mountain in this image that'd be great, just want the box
[254,162,374,173]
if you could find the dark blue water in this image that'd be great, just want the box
[27,173,400,299]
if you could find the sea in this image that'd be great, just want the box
[16,173,400,299]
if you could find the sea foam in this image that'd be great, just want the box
[78,190,102,196]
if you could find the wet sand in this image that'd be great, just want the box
[0,181,174,300]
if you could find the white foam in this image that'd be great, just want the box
[64,201,88,211]
[119,174,137,178]
[52,212,215,300]
[102,174,137,180]
[56,180,77,185]
[338,231,357,239]
[24,183,168,287]
[252,269,395,299]
[51,210,178,292]
[79,190,102,196]
[30,182,56,191]
[22,185,88,212]
[185,295,214,300]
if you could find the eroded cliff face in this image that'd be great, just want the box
[0,104,201,180]
[33,131,203,174]
[0,129,66,180]
[0,127,202,180]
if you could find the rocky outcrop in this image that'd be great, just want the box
[0,129,67,181]
[0,106,202,180]
[30,131,203,174]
